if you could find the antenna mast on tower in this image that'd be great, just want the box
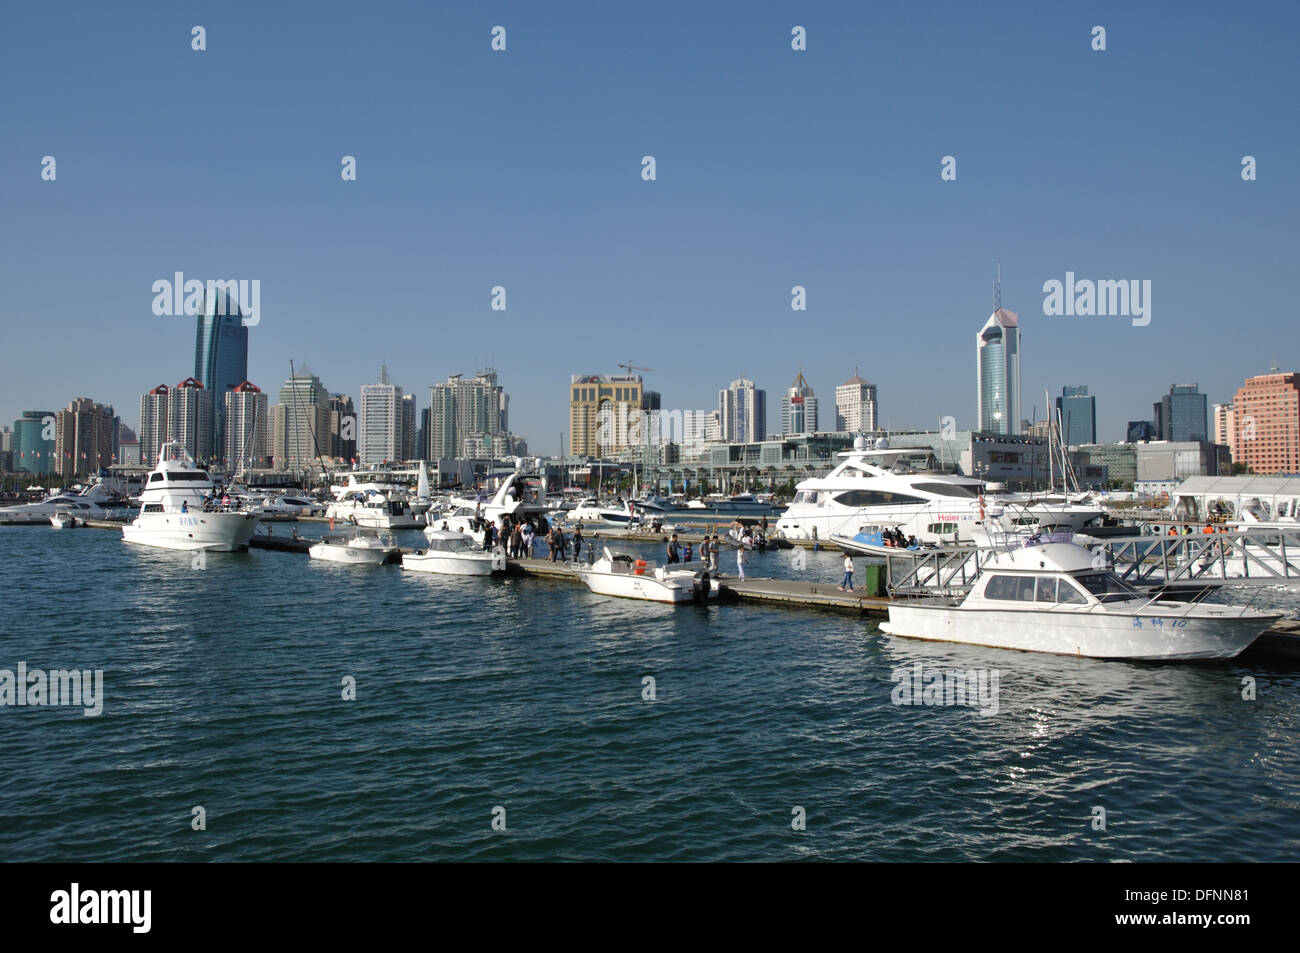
[994,260,1002,312]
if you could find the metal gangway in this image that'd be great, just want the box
[882,526,1300,596]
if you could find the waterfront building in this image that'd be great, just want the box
[719,377,767,444]
[1055,386,1097,446]
[1134,440,1232,494]
[976,308,1021,435]
[1080,443,1138,487]
[167,378,214,464]
[570,373,643,457]
[11,411,56,475]
[1230,371,1300,474]
[834,373,878,433]
[224,381,269,472]
[139,385,171,466]
[430,369,510,458]
[328,394,357,463]
[359,365,407,465]
[781,372,818,436]
[193,289,249,465]
[53,398,119,478]
[1153,384,1208,443]
[1213,402,1236,452]
[272,367,331,468]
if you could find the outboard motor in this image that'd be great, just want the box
[692,570,711,602]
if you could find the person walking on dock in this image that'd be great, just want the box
[573,526,584,561]
[699,536,710,572]
[838,553,854,591]
[712,535,722,573]
[736,543,746,581]
[667,533,680,564]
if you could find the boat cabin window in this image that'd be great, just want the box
[912,483,978,499]
[149,473,164,483]
[833,490,926,507]
[983,574,1038,601]
[1032,578,1086,604]
[143,503,164,513]
[1074,572,1140,601]
[792,490,818,505]
[429,537,475,553]
[926,522,958,536]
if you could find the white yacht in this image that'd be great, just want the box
[776,438,988,544]
[880,540,1280,660]
[309,530,398,566]
[402,530,502,576]
[121,443,260,551]
[326,492,424,529]
[435,470,552,545]
[50,508,84,529]
[1004,492,1106,532]
[577,547,720,604]
[0,483,115,524]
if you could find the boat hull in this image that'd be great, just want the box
[880,604,1277,660]
[309,543,391,565]
[121,512,260,552]
[578,570,718,604]
[401,552,499,576]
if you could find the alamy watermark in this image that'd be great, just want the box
[1,663,103,717]
[890,662,999,717]
[1042,271,1150,327]
[151,272,260,327]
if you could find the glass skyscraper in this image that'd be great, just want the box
[1055,385,1097,446]
[193,290,249,466]
[1154,384,1208,443]
[977,309,1020,435]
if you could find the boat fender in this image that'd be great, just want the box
[634,559,647,575]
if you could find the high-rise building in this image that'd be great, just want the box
[570,373,643,457]
[977,308,1020,435]
[682,409,721,451]
[834,373,878,433]
[117,422,140,466]
[780,372,818,436]
[719,377,766,443]
[1055,385,1097,447]
[273,367,331,468]
[429,370,510,459]
[139,385,171,466]
[1231,371,1300,474]
[359,365,405,465]
[328,394,356,463]
[12,411,56,475]
[418,407,430,461]
[53,398,118,477]
[193,289,249,466]
[1212,402,1236,451]
[401,393,417,462]
[168,378,214,463]
[225,381,269,471]
[1153,384,1208,442]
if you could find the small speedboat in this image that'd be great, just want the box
[402,530,502,576]
[880,539,1281,660]
[50,510,81,529]
[308,531,398,565]
[577,547,719,604]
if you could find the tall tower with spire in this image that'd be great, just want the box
[781,370,818,436]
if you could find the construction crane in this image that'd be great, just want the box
[618,361,655,377]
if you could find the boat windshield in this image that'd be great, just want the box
[431,537,476,553]
[1073,572,1141,602]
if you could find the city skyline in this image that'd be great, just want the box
[3,2,1297,454]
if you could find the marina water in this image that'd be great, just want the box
[3,524,1300,862]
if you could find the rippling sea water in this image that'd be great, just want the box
[2,523,1299,862]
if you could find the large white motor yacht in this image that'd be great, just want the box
[880,540,1280,660]
[121,443,260,551]
[776,438,988,544]
[0,481,117,524]
[433,469,552,545]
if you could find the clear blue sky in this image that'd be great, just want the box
[2,0,1296,453]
